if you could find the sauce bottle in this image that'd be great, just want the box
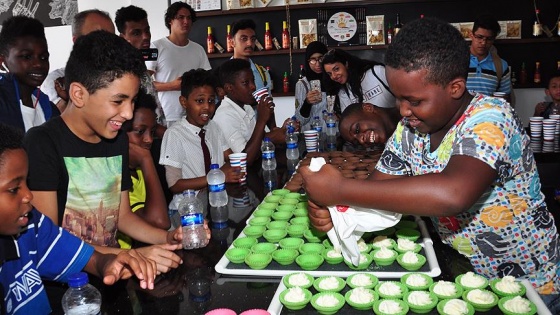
[207,27,214,54]
[387,22,394,44]
[264,22,272,51]
[226,24,233,53]
[534,61,541,84]
[394,14,402,35]
[283,71,289,93]
[282,21,290,49]
[519,62,527,85]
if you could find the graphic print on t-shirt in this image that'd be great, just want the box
[63,156,122,247]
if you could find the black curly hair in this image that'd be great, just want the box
[231,19,256,37]
[181,68,218,98]
[385,17,469,87]
[65,30,146,95]
[164,2,196,31]
[115,5,148,34]
[218,58,251,86]
[0,123,24,168]
[0,16,46,55]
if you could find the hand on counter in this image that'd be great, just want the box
[135,244,183,274]
[95,249,157,290]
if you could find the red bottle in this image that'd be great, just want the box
[207,27,214,54]
[226,24,233,53]
[387,23,394,44]
[283,72,289,93]
[282,21,289,49]
[264,22,272,51]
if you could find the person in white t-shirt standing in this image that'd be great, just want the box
[146,2,211,127]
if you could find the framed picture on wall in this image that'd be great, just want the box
[170,0,222,12]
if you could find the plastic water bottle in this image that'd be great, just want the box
[285,126,299,159]
[207,164,228,207]
[287,115,298,132]
[210,205,229,229]
[325,134,337,152]
[179,190,208,250]
[325,113,337,136]
[261,137,277,170]
[263,169,277,192]
[62,272,101,315]
[311,115,323,152]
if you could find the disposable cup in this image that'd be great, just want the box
[229,153,247,182]
[252,87,269,102]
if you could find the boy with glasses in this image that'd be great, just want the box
[466,14,512,99]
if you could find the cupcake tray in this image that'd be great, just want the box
[215,217,441,278]
[267,277,551,315]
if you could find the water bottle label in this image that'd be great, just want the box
[327,143,336,149]
[286,142,297,149]
[209,183,225,192]
[181,213,204,227]
[262,150,275,159]
[326,122,336,128]
[314,126,322,132]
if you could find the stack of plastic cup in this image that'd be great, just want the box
[252,87,269,102]
[542,119,557,152]
[303,130,319,152]
[232,189,251,208]
[529,117,543,153]
[229,153,247,183]
[550,114,560,152]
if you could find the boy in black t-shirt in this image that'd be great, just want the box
[24,31,207,273]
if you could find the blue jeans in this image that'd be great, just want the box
[540,293,560,314]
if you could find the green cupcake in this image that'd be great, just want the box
[344,253,374,271]
[257,202,278,211]
[489,277,526,298]
[264,195,282,203]
[242,225,266,238]
[371,236,397,250]
[303,229,324,243]
[404,291,437,314]
[498,296,537,315]
[225,247,250,264]
[248,216,271,226]
[251,242,277,255]
[310,292,345,315]
[345,287,378,310]
[455,272,489,291]
[292,207,308,217]
[396,252,426,271]
[375,281,408,300]
[400,273,433,291]
[271,211,293,221]
[322,248,344,264]
[462,289,498,312]
[283,272,314,289]
[436,298,475,315]
[287,224,308,238]
[252,209,274,218]
[290,216,310,226]
[262,229,287,243]
[279,287,312,311]
[373,299,409,315]
[429,281,463,300]
[266,220,289,230]
[313,276,345,293]
[233,237,258,249]
[371,248,398,266]
[244,253,272,270]
[279,198,299,205]
[271,188,290,196]
[346,273,378,289]
[395,228,421,241]
[279,237,304,250]
[276,204,296,212]
[272,249,299,265]
[295,253,324,270]
[284,192,302,199]
[299,242,325,255]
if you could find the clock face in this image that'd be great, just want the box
[327,12,358,42]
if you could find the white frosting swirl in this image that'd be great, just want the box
[374,247,395,259]
[378,299,402,314]
[319,277,340,290]
[379,282,402,296]
[288,273,310,287]
[357,239,369,252]
[284,287,306,303]
[495,276,521,294]
[460,272,486,288]
[351,274,373,287]
[349,287,374,304]
[407,291,432,306]
[442,299,469,315]
[503,296,532,313]
[316,294,339,307]
[433,281,457,296]
[326,249,342,258]
[372,235,393,248]
[359,254,368,264]
[466,289,495,304]
[397,238,416,251]
[406,274,428,287]
[401,251,419,264]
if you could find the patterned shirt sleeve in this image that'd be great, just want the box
[375,122,412,176]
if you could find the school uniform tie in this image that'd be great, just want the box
[199,128,211,173]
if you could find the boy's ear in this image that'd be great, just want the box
[179,95,188,109]
[223,82,233,93]
[68,82,89,108]
[449,77,467,99]
[362,103,375,113]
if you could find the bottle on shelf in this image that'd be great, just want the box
[207,26,215,54]
[534,61,541,84]
[179,190,208,250]
[261,137,277,171]
[298,64,305,80]
[226,24,233,53]
[282,20,290,49]
[325,112,337,136]
[519,62,527,85]
[394,14,403,35]
[386,22,394,44]
[207,164,228,207]
[285,126,299,160]
[264,22,273,51]
[557,61,560,71]
[533,21,542,37]
[266,66,273,91]
[283,71,289,93]
[62,272,101,315]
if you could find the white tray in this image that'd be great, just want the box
[215,217,441,278]
[267,278,552,315]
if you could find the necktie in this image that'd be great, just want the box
[199,128,211,173]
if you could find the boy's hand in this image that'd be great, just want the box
[256,96,274,123]
[307,199,333,232]
[102,249,157,290]
[135,244,183,274]
[281,117,301,132]
[128,142,151,169]
[534,102,547,116]
[54,77,69,102]
[221,164,245,183]
[299,164,343,207]
[167,223,211,249]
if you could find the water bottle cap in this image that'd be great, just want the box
[183,189,196,196]
[210,164,219,169]
[287,126,295,133]
[67,272,88,287]
[264,137,271,142]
